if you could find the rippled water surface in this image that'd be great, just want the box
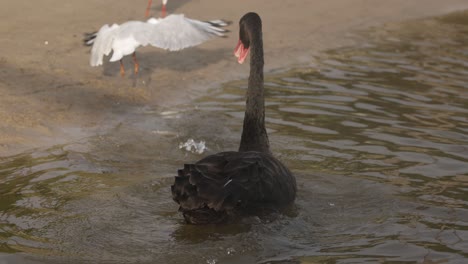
[1,12,468,264]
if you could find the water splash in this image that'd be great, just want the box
[178,138,207,154]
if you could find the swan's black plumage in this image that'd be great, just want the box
[171,12,296,224]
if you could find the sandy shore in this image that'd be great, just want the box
[0,0,467,156]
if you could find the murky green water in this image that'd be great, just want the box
[1,11,468,264]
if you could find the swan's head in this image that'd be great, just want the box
[234,12,262,64]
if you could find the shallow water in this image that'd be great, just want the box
[1,12,468,264]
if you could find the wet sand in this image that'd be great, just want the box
[1,0,467,156]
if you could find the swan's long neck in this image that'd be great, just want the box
[239,30,270,153]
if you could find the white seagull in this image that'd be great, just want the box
[85,15,228,76]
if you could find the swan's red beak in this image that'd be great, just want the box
[234,40,249,64]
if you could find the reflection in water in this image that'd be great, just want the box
[1,11,468,264]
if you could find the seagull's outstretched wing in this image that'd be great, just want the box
[90,24,119,66]
[140,14,227,51]
[87,15,227,67]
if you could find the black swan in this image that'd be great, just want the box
[171,12,297,224]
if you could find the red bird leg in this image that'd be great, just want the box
[145,0,153,18]
[161,3,166,18]
[119,60,125,77]
[132,52,139,75]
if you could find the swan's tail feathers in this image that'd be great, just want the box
[171,164,229,224]
[83,32,97,46]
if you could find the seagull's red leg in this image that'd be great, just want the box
[145,0,153,18]
[120,60,125,77]
[161,3,166,18]
[132,52,139,75]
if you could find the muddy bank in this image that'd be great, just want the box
[0,0,467,156]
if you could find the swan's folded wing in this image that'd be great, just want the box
[90,24,119,66]
[190,152,273,210]
[145,14,226,51]
[172,151,296,225]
